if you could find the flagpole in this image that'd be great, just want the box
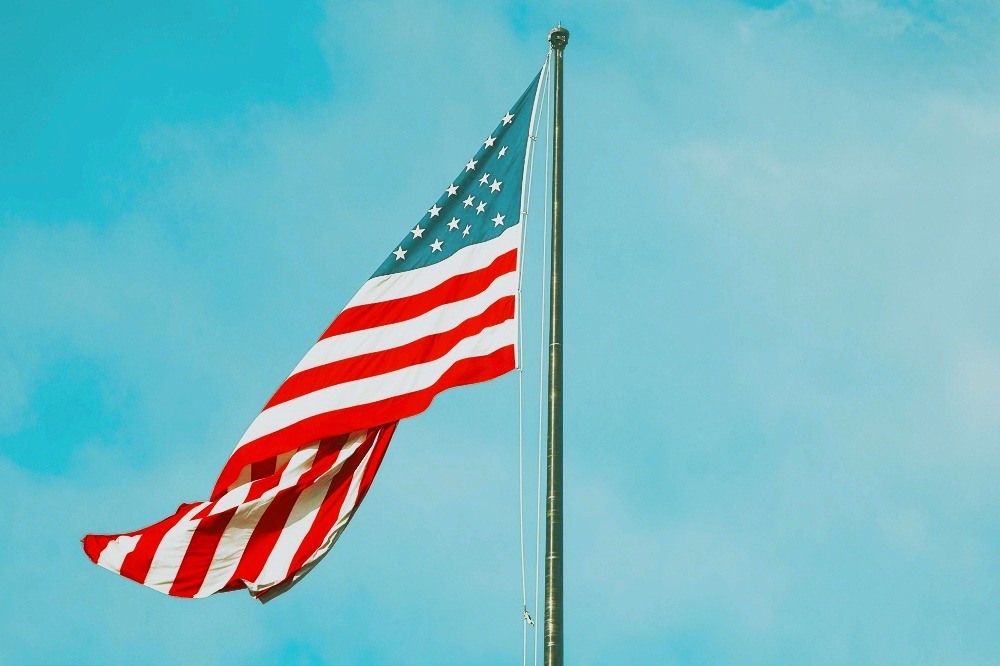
[544,23,568,666]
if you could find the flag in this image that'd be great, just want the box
[83,69,545,602]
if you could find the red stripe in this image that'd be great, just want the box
[243,445,310,503]
[167,437,349,597]
[266,296,515,409]
[284,430,381,575]
[251,425,395,601]
[119,504,203,584]
[82,534,116,562]
[219,579,246,593]
[356,424,395,497]
[243,461,287,503]
[321,249,516,338]
[169,507,238,597]
[225,486,302,587]
[213,345,514,498]
[228,436,348,586]
[81,502,203,584]
[250,457,276,482]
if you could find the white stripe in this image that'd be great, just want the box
[285,429,376,571]
[192,434,365,598]
[275,450,294,469]
[224,448,301,495]
[236,318,515,447]
[346,224,520,308]
[292,270,517,375]
[246,434,368,591]
[230,463,252,491]
[142,502,211,591]
[211,444,320,516]
[96,534,141,573]
[249,429,381,597]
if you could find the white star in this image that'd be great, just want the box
[465,159,477,172]
[411,224,425,239]
[445,183,458,197]
[428,204,442,218]
[393,246,407,261]
[463,195,475,208]
[485,135,496,148]
[479,173,491,185]
[502,112,514,125]
[476,200,487,214]
[430,239,443,252]
[448,217,460,231]
[492,213,505,227]
[490,179,502,193]
[463,225,471,237]
[498,146,508,158]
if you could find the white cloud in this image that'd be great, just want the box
[949,340,1000,434]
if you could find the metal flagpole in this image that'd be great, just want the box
[544,23,568,666]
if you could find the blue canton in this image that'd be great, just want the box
[372,71,542,278]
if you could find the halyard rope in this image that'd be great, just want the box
[532,57,554,666]
[517,50,552,666]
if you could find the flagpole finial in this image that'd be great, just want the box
[548,25,569,51]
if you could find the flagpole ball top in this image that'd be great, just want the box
[548,25,569,50]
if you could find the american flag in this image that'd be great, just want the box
[82,69,545,601]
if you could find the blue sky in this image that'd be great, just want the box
[3,1,1000,663]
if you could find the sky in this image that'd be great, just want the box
[2,0,1000,663]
